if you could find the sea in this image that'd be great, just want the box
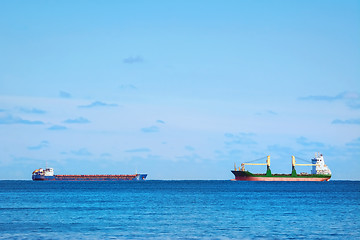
[0,180,359,240]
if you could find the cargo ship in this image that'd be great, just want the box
[32,168,147,181]
[231,153,331,181]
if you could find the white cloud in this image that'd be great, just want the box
[224,132,257,145]
[71,148,92,156]
[125,148,151,153]
[59,91,72,98]
[0,114,44,125]
[18,107,46,114]
[28,141,49,150]
[123,56,143,64]
[332,119,360,125]
[48,125,67,130]
[141,126,159,133]
[63,117,90,124]
[78,101,118,108]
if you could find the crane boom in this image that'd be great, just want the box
[242,163,267,166]
[291,156,319,176]
[292,156,318,166]
[295,163,317,166]
[239,156,271,172]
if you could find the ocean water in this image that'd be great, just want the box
[0,181,359,240]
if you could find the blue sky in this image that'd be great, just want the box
[0,0,359,180]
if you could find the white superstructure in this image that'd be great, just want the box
[311,153,331,175]
[32,168,54,176]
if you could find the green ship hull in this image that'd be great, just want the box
[231,170,331,181]
[232,154,331,181]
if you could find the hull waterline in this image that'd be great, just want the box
[231,176,330,181]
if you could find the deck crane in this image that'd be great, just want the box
[291,156,318,176]
[236,156,272,176]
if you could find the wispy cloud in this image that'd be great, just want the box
[299,92,359,102]
[331,119,360,125]
[215,149,243,162]
[267,145,294,155]
[224,132,257,145]
[296,136,324,147]
[125,148,151,153]
[71,148,92,156]
[255,110,278,116]
[141,126,160,133]
[0,114,44,125]
[346,137,360,147]
[48,125,67,130]
[299,94,341,101]
[11,156,41,164]
[28,141,49,150]
[347,102,360,109]
[18,107,46,114]
[185,145,195,151]
[123,56,143,64]
[267,110,277,115]
[101,153,112,157]
[299,91,360,110]
[59,91,72,98]
[63,117,90,124]
[175,153,202,162]
[119,84,137,90]
[141,120,166,133]
[78,101,118,108]
[156,120,165,124]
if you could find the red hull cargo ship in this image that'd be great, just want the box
[231,153,331,181]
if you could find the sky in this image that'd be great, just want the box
[0,0,359,180]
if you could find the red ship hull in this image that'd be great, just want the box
[232,176,330,181]
[231,171,331,182]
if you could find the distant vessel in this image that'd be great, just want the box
[32,168,147,181]
[231,153,331,181]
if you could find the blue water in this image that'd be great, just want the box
[0,181,359,239]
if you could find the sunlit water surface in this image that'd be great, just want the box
[0,180,359,239]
